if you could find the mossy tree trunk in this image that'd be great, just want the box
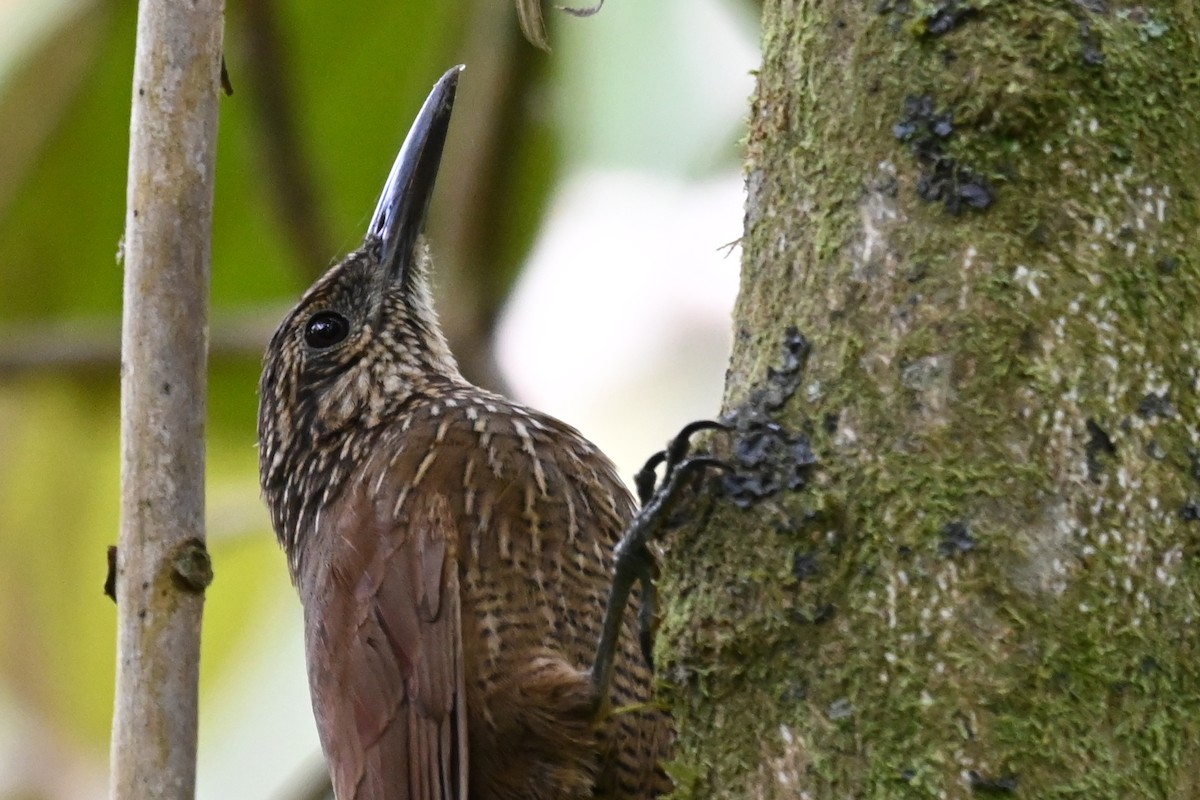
[658,1,1200,797]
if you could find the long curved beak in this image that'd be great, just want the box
[367,65,463,283]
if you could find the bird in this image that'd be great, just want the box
[257,65,674,800]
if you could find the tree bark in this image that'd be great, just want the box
[109,2,222,799]
[659,2,1200,797]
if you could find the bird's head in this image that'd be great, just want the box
[258,66,464,537]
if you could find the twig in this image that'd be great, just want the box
[107,2,223,799]
[0,308,285,376]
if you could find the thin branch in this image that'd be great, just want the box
[238,0,336,282]
[431,0,548,393]
[0,308,285,376]
[108,2,223,799]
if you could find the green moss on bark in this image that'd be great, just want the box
[659,1,1200,797]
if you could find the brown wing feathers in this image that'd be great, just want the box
[300,396,670,800]
[313,483,467,800]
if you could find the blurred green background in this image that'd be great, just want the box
[0,1,757,797]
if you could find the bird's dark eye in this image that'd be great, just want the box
[304,311,350,349]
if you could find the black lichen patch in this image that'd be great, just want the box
[723,327,810,421]
[894,95,994,215]
[1078,19,1106,67]
[914,0,979,38]
[809,603,836,624]
[938,520,975,557]
[792,551,820,581]
[722,327,818,508]
[1071,0,1108,65]
[876,0,912,22]
[760,326,811,412]
[1182,500,1200,522]
[1136,391,1174,419]
[723,422,817,508]
[1085,418,1116,483]
[969,770,1018,794]
[877,0,980,39]
[893,94,954,141]
[793,601,837,626]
